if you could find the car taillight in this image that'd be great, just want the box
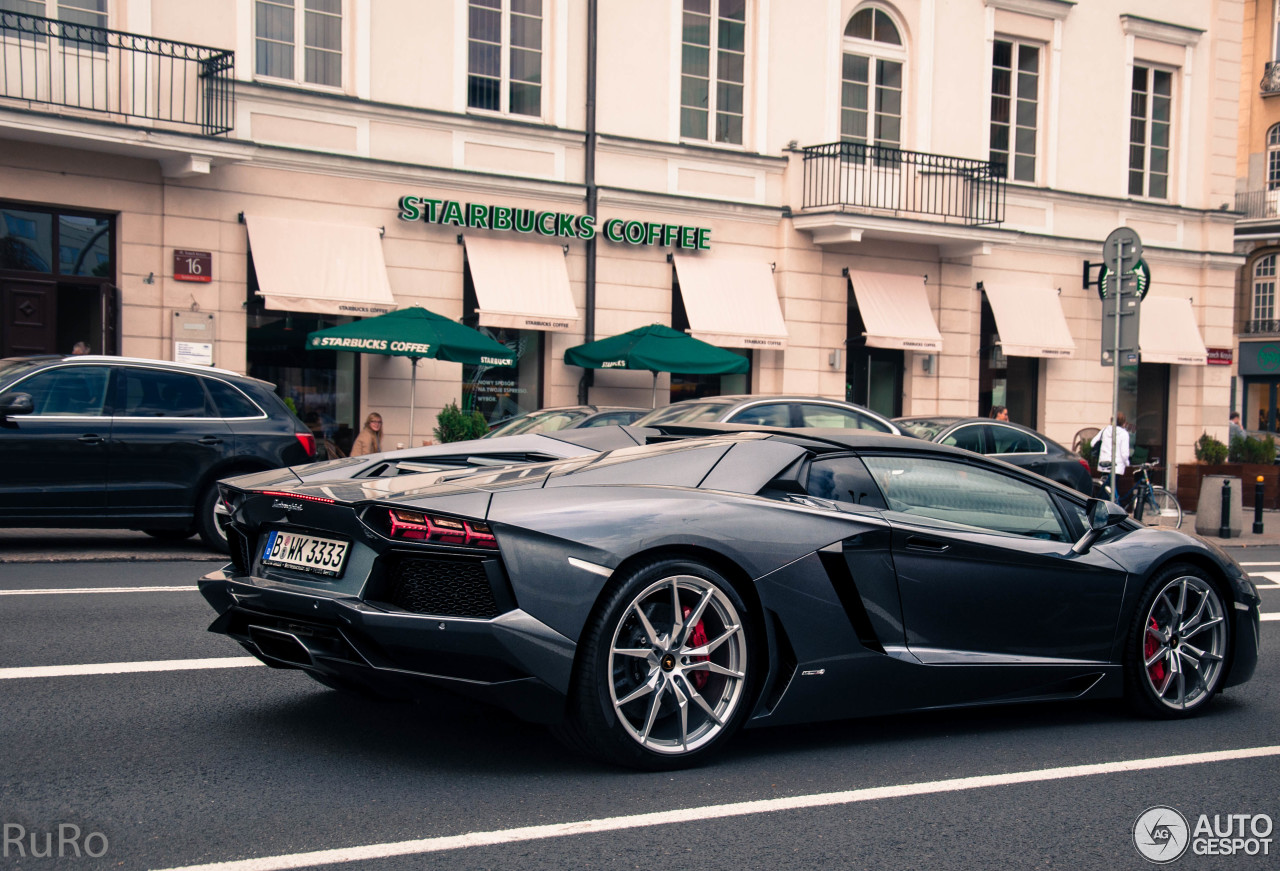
[1078,458,1091,473]
[295,431,316,458]
[387,508,497,549]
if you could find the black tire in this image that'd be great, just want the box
[1124,564,1230,718]
[195,484,230,552]
[557,556,756,770]
[141,528,195,540]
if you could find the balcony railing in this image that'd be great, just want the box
[0,11,233,135]
[801,142,1005,226]
[1245,319,1280,335]
[1262,61,1280,95]
[1234,189,1280,221]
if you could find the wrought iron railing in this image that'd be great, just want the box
[1234,189,1280,220]
[1262,61,1280,95]
[801,142,1005,226]
[1245,319,1280,334]
[0,11,234,135]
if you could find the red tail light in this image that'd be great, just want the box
[1078,458,1091,473]
[295,431,316,458]
[255,490,335,504]
[387,508,497,549]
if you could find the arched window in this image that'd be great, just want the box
[1254,254,1276,327]
[841,6,904,152]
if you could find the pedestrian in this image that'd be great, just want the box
[1092,412,1131,475]
[350,412,384,456]
[989,405,1009,421]
[71,341,90,355]
[1229,411,1246,444]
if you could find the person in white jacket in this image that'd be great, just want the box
[1092,412,1131,475]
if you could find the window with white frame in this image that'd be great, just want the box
[1128,64,1173,200]
[1255,255,1277,325]
[840,6,903,153]
[990,39,1039,183]
[468,0,542,117]
[0,0,107,46]
[680,0,745,145]
[255,0,342,88]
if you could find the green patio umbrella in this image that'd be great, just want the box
[307,306,515,445]
[564,323,749,407]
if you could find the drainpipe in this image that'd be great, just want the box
[577,0,598,404]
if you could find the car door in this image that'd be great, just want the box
[938,422,989,454]
[859,453,1127,667]
[0,364,112,518]
[106,366,234,519]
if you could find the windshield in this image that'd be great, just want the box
[0,358,47,389]
[485,408,592,438]
[633,401,735,426]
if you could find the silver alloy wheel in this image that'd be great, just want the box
[212,497,231,544]
[1141,575,1227,710]
[607,574,747,755]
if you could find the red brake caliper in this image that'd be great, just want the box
[1144,617,1166,683]
[682,606,710,689]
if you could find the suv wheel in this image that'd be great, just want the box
[195,485,230,552]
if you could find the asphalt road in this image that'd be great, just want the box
[1,552,1277,871]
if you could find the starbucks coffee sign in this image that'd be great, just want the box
[397,196,710,250]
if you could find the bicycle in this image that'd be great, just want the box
[1093,461,1183,529]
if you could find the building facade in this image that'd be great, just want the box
[0,0,1239,471]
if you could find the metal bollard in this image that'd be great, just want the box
[1255,475,1266,535]
[1219,479,1231,539]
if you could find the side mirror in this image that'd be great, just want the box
[1073,497,1129,554]
[0,393,33,417]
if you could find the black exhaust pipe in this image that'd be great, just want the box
[248,626,314,667]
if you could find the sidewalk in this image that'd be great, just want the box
[1186,508,1280,549]
[0,527,226,563]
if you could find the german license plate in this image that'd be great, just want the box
[260,530,349,577]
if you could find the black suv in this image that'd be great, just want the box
[0,355,315,549]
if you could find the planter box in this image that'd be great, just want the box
[1175,464,1279,511]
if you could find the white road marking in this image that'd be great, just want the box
[1238,561,1280,566]
[1263,613,1280,622]
[0,585,198,596]
[151,745,1280,871]
[1245,571,1280,588]
[0,657,263,680]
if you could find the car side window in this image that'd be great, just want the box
[990,425,1045,455]
[118,368,211,417]
[728,403,792,427]
[805,456,888,508]
[797,403,891,431]
[584,411,639,427]
[7,366,110,416]
[941,424,986,453]
[860,455,1070,542]
[203,378,262,419]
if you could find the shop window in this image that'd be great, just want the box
[461,262,541,423]
[467,0,543,117]
[841,5,904,156]
[669,274,749,401]
[1253,254,1277,330]
[1128,64,1174,200]
[255,0,342,88]
[680,0,746,145]
[977,294,1038,427]
[990,39,1040,183]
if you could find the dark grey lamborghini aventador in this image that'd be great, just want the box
[199,428,1262,769]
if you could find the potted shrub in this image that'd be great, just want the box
[433,402,488,444]
[1177,432,1278,511]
